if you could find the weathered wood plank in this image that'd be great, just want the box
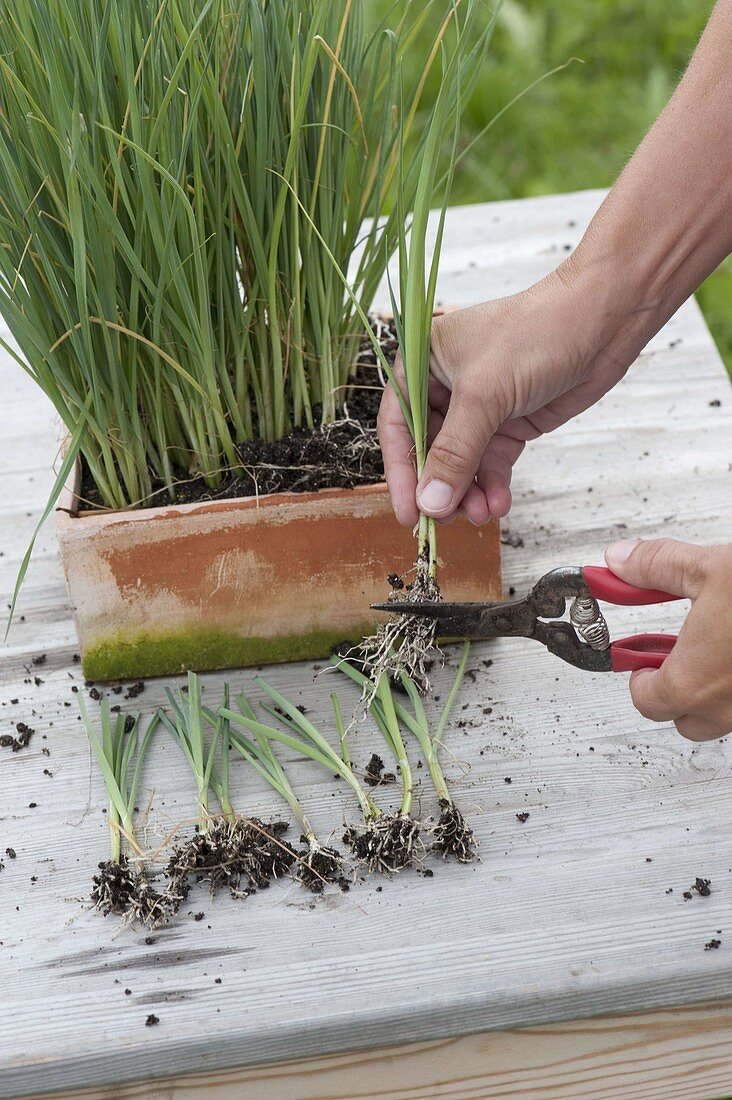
[15,1002,732,1100]
[1,189,731,1099]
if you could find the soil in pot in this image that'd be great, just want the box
[79,318,398,510]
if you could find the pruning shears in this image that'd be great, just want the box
[372,566,684,672]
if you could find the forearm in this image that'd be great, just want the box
[560,0,732,356]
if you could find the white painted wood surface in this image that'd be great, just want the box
[1,189,731,1099]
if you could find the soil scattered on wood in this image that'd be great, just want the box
[0,722,34,752]
[79,318,398,509]
[364,753,385,787]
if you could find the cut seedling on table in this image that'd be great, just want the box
[158,673,296,907]
[334,642,477,862]
[226,694,345,893]
[340,670,424,874]
[79,698,166,926]
[220,677,394,874]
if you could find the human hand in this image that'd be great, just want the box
[377,266,638,527]
[605,538,732,740]
[379,0,732,529]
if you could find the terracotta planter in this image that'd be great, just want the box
[57,465,502,682]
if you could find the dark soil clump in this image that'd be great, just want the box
[344,813,422,874]
[0,722,34,752]
[297,844,346,893]
[433,801,477,863]
[164,817,297,909]
[79,318,398,509]
[364,753,385,787]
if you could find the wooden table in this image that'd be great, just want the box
[2,190,731,1100]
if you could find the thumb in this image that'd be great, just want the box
[416,387,500,518]
[604,538,709,600]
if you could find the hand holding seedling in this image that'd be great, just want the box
[380,0,732,528]
[379,0,732,733]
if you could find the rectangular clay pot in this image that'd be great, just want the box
[56,465,502,681]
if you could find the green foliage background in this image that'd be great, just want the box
[372,0,731,374]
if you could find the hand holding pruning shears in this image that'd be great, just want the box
[374,540,732,740]
[377,1,732,739]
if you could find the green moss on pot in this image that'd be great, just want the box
[82,623,377,682]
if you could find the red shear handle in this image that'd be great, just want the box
[582,566,683,606]
[610,634,677,672]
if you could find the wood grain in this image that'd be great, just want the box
[1,189,731,1099]
[16,1003,732,1100]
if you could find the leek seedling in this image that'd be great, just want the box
[159,673,297,904]
[220,678,391,868]
[340,671,424,873]
[79,698,166,925]
[334,642,477,861]
[228,694,344,892]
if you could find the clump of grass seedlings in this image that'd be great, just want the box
[225,695,346,893]
[334,642,477,862]
[0,1,483,526]
[224,674,423,874]
[219,677,398,875]
[79,698,167,927]
[158,673,296,907]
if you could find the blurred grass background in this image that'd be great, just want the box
[372,0,731,375]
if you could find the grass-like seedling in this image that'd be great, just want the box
[340,671,425,872]
[334,642,477,861]
[219,677,400,869]
[79,698,166,925]
[159,673,296,905]
[228,695,345,892]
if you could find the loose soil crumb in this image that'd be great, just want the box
[364,753,385,787]
[0,722,34,752]
[693,877,712,897]
[433,801,477,863]
[516,812,530,823]
[79,318,398,509]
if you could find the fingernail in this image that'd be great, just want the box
[606,539,640,566]
[417,479,454,515]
